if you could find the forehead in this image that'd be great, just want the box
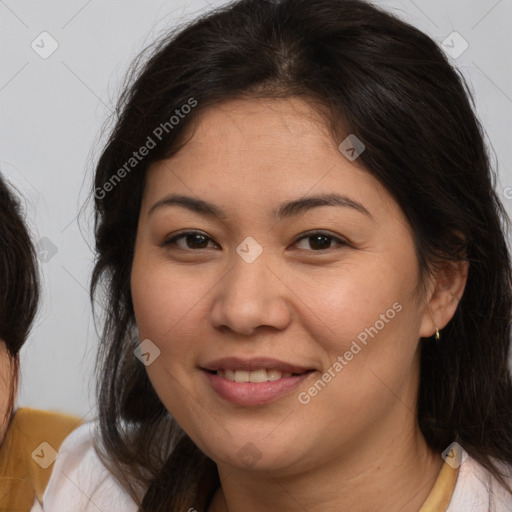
[174,96,336,165]
[143,97,400,222]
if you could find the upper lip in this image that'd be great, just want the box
[201,357,313,374]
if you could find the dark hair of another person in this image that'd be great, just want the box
[0,175,39,424]
[90,0,512,510]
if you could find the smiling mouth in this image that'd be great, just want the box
[206,368,312,383]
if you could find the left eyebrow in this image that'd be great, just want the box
[147,192,373,221]
[274,193,373,220]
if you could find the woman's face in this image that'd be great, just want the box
[131,97,438,473]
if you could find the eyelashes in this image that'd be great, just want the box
[162,230,349,252]
[164,231,217,250]
[294,231,347,251]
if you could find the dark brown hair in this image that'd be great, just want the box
[91,0,512,510]
[0,174,40,424]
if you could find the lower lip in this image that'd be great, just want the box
[203,370,314,406]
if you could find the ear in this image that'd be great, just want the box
[419,259,469,338]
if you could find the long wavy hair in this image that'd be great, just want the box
[0,174,40,426]
[90,0,512,510]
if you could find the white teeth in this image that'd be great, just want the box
[234,370,249,383]
[217,368,296,382]
[266,369,282,381]
[249,369,268,383]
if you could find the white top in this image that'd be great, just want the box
[446,454,512,511]
[38,422,138,512]
[30,500,43,512]
[39,421,512,511]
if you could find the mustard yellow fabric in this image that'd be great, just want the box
[0,408,81,512]
[418,458,459,512]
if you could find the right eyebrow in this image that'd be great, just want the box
[148,195,229,221]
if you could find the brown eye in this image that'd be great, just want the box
[294,231,347,251]
[164,231,217,250]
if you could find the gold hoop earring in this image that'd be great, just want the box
[435,328,440,341]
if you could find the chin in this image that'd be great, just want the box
[192,429,307,473]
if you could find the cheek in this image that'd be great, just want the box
[300,262,422,417]
[130,256,208,418]
[292,256,423,425]
[130,252,213,361]
[131,254,222,392]
[297,253,419,356]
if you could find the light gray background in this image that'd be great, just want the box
[0,0,511,421]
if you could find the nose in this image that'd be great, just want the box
[210,252,292,336]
